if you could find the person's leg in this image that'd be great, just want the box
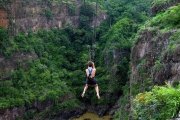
[95,85,100,99]
[81,84,88,97]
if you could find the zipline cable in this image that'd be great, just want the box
[90,0,97,62]
[12,0,16,35]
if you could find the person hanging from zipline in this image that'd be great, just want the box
[81,61,100,99]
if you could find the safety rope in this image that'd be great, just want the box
[89,0,97,61]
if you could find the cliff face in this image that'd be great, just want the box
[12,0,79,33]
[0,9,8,28]
[130,3,180,88]
[113,2,179,119]
[131,30,179,85]
[0,0,106,34]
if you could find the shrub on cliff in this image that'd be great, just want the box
[150,4,180,29]
[103,18,137,50]
[152,0,174,7]
[133,84,180,119]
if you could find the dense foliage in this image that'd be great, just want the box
[150,5,180,29]
[133,85,180,119]
[94,0,154,119]
[152,0,173,6]
[103,18,137,50]
[128,2,180,120]
[104,0,152,24]
[79,2,95,29]
[0,28,84,109]
[0,0,179,119]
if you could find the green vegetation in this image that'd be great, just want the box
[34,99,80,119]
[152,0,172,6]
[113,84,130,120]
[153,60,164,72]
[103,18,137,50]
[44,9,53,20]
[150,5,180,29]
[0,0,179,119]
[96,0,154,119]
[67,3,76,16]
[0,28,82,110]
[104,0,152,24]
[79,2,95,29]
[0,0,11,7]
[0,1,108,114]
[167,30,180,53]
[133,85,180,119]
[127,2,180,120]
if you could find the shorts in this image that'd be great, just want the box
[86,78,97,86]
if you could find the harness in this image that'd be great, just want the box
[87,68,94,80]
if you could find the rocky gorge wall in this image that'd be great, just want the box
[0,0,106,34]
[131,29,179,85]
[130,2,180,88]
[114,1,180,119]
[0,9,8,28]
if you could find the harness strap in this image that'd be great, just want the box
[88,69,93,77]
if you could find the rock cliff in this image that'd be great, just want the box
[0,0,106,34]
[131,3,180,88]
[114,1,180,119]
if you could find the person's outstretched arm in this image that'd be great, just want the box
[86,69,89,77]
[91,69,96,78]
[92,62,95,69]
